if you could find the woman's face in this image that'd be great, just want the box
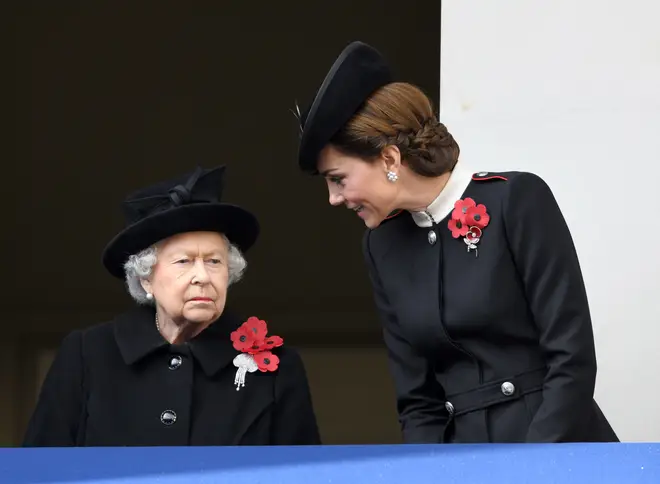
[141,231,230,325]
[317,144,399,229]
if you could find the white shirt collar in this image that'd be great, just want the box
[409,159,473,228]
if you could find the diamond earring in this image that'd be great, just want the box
[386,171,398,182]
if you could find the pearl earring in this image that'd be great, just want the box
[146,292,153,300]
[386,171,398,182]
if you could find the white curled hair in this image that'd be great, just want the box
[123,234,247,305]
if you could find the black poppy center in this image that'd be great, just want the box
[473,214,481,221]
[239,335,246,342]
[264,358,271,365]
[462,207,468,214]
[456,221,463,228]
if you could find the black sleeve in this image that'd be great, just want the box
[503,172,598,442]
[270,348,322,445]
[363,231,448,443]
[22,330,85,447]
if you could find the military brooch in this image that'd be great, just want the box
[230,317,283,391]
[448,198,490,257]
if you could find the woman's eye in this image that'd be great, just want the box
[330,176,344,186]
[176,259,190,264]
[208,259,221,264]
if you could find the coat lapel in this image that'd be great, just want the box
[114,306,166,365]
[188,310,242,377]
[113,306,242,377]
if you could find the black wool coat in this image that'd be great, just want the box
[23,306,321,447]
[362,170,618,444]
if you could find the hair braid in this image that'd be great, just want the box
[331,82,460,177]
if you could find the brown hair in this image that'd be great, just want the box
[330,82,460,177]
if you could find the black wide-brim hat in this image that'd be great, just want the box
[296,41,392,173]
[102,165,259,279]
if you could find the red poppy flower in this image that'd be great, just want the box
[464,204,490,229]
[258,335,284,351]
[254,351,280,372]
[242,317,268,341]
[246,342,264,355]
[230,326,255,352]
[451,197,476,223]
[448,218,469,239]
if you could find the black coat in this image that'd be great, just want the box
[362,169,618,444]
[23,306,321,447]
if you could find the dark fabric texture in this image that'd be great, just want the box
[362,171,618,443]
[22,306,321,447]
[297,41,392,173]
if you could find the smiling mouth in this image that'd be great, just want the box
[350,205,364,213]
[189,297,213,302]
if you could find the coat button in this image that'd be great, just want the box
[501,381,515,396]
[168,355,182,370]
[445,401,455,416]
[160,410,177,426]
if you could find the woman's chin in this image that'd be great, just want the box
[183,307,220,324]
[361,211,385,229]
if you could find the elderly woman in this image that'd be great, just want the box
[23,165,321,447]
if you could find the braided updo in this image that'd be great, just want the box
[330,82,460,177]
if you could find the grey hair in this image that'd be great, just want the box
[123,234,247,305]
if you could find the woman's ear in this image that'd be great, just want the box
[140,279,152,295]
[380,145,402,173]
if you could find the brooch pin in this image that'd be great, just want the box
[230,317,283,391]
[448,198,490,257]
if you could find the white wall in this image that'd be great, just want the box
[440,0,660,442]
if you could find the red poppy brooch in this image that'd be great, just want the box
[448,197,490,257]
[230,316,284,391]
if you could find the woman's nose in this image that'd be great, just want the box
[329,192,344,206]
[191,260,211,284]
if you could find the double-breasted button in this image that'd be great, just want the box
[445,401,455,416]
[501,381,515,396]
[168,355,182,370]
[160,410,177,426]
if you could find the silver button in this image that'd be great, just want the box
[168,355,182,370]
[160,410,177,426]
[445,401,455,416]
[501,381,515,396]
[428,230,437,245]
[476,171,488,177]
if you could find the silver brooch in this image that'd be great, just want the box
[233,353,258,391]
[463,227,482,257]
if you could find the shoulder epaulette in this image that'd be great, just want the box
[472,171,508,182]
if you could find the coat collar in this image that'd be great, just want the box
[113,305,243,377]
[409,159,473,227]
